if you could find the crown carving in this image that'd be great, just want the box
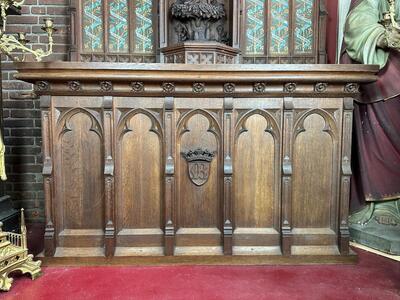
[182,148,215,162]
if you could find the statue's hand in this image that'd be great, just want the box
[384,27,400,50]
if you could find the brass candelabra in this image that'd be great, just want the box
[0,0,56,62]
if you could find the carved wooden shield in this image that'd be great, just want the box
[182,148,215,187]
[188,161,211,186]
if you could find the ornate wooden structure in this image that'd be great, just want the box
[69,0,327,64]
[15,62,377,259]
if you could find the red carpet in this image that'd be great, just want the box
[2,248,399,300]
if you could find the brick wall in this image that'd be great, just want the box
[1,1,70,222]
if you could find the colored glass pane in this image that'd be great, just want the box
[270,0,290,55]
[294,0,314,53]
[245,0,266,55]
[109,0,129,52]
[134,0,154,53]
[82,0,104,52]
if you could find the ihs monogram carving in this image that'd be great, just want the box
[131,81,144,93]
[35,81,50,91]
[284,83,296,93]
[344,83,359,93]
[162,82,175,93]
[100,81,113,91]
[253,82,266,93]
[193,82,205,93]
[224,83,235,94]
[67,81,81,91]
[315,82,328,93]
[182,148,216,186]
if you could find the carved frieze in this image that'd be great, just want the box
[315,82,328,93]
[344,83,359,93]
[224,83,235,94]
[162,82,175,93]
[100,81,113,92]
[192,82,205,93]
[35,81,50,91]
[131,82,144,93]
[253,82,267,93]
[284,83,296,93]
[67,81,81,91]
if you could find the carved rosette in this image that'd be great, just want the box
[67,81,81,91]
[315,82,328,93]
[344,83,359,93]
[100,81,113,92]
[35,81,50,91]
[253,82,266,93]
[131,81,144,93]
[162,82,175,93]
[224,83,235,94]
[284,83,296,93]
[193,82,205,93]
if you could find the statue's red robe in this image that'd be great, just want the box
[342,0,400,212]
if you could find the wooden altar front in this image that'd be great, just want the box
[15,63,377,260]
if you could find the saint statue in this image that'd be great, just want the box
[343,0,400,254]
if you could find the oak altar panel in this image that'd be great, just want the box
[14,62,379,259]
[52,96,105,254]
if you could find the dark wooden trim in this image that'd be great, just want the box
[38,252,358,266]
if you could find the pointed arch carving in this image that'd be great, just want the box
[116,108,163,140]
[293,108,338,140]
[177,109,222,139]
[56,107,103,139]
[235,109,281,140]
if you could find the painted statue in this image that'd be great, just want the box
[343,0,400,254]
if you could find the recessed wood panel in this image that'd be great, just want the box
[177,112,221,229]
[118,112,162,230]
[60,112,104,230]
[234,113,275,228]
[292,113,333,229]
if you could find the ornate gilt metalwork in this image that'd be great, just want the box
[0,209,41,291]
[0,1,56,62]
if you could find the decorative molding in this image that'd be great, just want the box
[67,81,81,91]
[223,82,235,94]
[253,82,266,93]
[162,82,175,93]
[284,83,296,93]
[315,82,328,93]
[131,81,144,93]
[192,82,205,93]
[35,81,50,91]
[100,81,113,92]
[344,83,359,93]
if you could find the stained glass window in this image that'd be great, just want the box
[134,0,154,53]
[109,0,129,53]
[245,0,265,55]
[270,0,290,55]
[244,0,315,57]
[294,0,314,54]
[82,0,104,52]
[81,0,155,58]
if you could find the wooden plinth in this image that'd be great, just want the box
[38,252,357,267]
